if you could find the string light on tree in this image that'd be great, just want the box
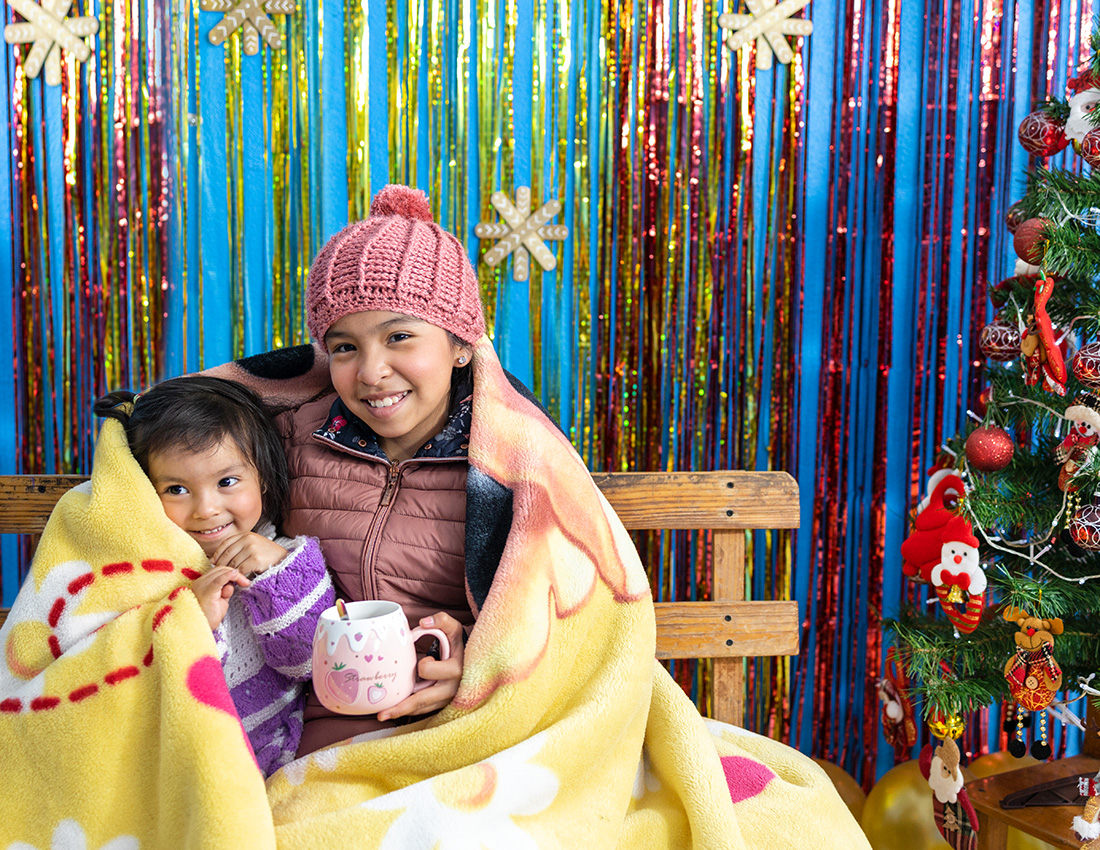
[718,0,812,70]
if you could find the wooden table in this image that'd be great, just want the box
[964,754,1100,849]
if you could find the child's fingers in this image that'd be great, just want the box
[209,533,252,567]
[210,533,285,576]
[193,565,250,593]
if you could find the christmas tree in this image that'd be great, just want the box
[888,33,1100,761]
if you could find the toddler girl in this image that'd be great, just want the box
[94,376,334,775]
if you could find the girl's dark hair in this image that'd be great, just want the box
[93,376,289,526]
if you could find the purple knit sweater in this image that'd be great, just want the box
[212,528,334,776]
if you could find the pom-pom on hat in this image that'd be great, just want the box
[307,185,486,349]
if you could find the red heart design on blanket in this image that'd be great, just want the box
[721,755,776,804]
[187,655,257,767]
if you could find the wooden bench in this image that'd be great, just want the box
[0,470,800,727]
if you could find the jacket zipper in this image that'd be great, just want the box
[358,456,457,601]
[363,462,402,599]
[309,429,462,601]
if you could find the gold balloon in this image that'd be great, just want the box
[813,758,867,823]
[965,751,1057,850]
[861,759,951,850]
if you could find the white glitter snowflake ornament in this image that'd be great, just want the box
[720,0,813,70]
[474,188,569,282]
[201,0,294,55]
[4,0,98,86]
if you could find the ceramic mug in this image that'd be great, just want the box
[311,600,451,715]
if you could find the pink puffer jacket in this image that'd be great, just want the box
[279,392,476,753]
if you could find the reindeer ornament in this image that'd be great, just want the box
[1003,605,1064,759]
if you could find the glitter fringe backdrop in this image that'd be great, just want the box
[3,0,1093,780]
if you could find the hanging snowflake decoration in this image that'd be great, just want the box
[474,188,569,282]
[719,0,813,70]
[4,0,98,86]
[201,0,294,55]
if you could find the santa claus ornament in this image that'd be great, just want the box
[1073,787,1100,848]
[931,516,986,634]
[1065,71,1100,149]
[920,736,980,850]
[901,470,967,583]
[1003,605,1064,759]
[877,647,918,758]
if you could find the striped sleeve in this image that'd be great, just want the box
[236,536,334,680]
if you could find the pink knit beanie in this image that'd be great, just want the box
[306,185,486,348]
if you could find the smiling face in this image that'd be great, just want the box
[147,438,265,557]
[325,311,471,462]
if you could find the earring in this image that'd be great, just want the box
[458,356,467,365]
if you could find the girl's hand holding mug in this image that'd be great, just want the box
[312,601,463,718]
[378,612,466,722]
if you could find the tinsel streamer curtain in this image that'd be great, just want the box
[9,0,1091,782]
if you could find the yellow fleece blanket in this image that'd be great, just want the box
[1,339,869,850]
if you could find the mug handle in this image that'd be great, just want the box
[409,626,452,693]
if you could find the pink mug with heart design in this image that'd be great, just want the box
[311,600,451,715]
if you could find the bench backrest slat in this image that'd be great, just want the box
[0,471,799,726]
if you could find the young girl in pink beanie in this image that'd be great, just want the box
[279,184,489,754]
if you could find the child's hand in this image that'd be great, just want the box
[377,612,466,723]
[191,566,251,630]
[208,531,288,578]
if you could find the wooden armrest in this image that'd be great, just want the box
[654,600,798,659]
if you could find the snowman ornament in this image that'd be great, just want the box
[931,515,987,635]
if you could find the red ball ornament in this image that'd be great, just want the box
[1013,217,1052,264]
[965,426,1014,472]
[1069,502,1100,551]
[1082,127,1100,167]
[1018,109,1070,157]
[1073,342,1100,389]
[1005,201,1028,234]
[979,321,1021,361]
